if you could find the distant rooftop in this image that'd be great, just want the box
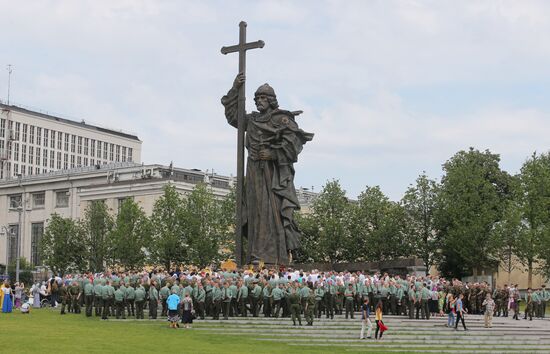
[0,101,140,142]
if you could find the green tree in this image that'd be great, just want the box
[81,200,114,273]
[150,185,187,270]
[401,173,440,274]
[294,212,322,263]
[303,180,352,263]
[489,198,523,284]
[436,148,512,278]
[108,199,151,270]
[350,186,406,262]
[514,152,550,287]
[182,183,233,268]
[40,214,87,275]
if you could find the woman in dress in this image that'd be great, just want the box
[181,292,194,329]
[166,289,180,329]
[31,282,41,308]
[14,282,23,308]
[2,280,13,313]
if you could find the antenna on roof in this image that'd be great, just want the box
[6,64,13,105]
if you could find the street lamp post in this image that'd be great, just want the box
[16,204,22,283]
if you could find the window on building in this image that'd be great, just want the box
[83,157,88,166]
[21,165,26,175]
[63,153,68,169]
[21,144,26,163]
[77,156,81,166]
[71,135,76,153]
[128,148,133,162]
[32,192,45,209]
[121,147,127,162]
[70,155,75,168]
[56,190,69,208]
[90,140,95,157]
[91,158,95,166]
[9,194,22,209]
[78,136,82,154]
[36,147,41,165]
[64,134,69,151]
[43,128,49,147]
[84,138,88,155]
[97,140,101,158]
[103,142,108,159]
[115,145,120,162]
[15,122,20,141]
[117,197,133,213]
[22,124,27,142]
[50,150,55,168]
[29,146,34,165]
[57,132,62,150]
[109,144,114,161]
[14,143,19,161]
[36,127,42,145]
[57,152,61,169]
[0,118,5,138]
[43,149,48,167]
[27,167,32,176]
[50,130,55,148]
[13,163,18,175]
[31,222,44,266]
[29,125,35,144]
[35,167,40,175]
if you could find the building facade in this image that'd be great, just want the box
[0,103,142,180]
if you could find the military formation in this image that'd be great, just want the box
[52,269,548,325]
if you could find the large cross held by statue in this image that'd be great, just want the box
[221,21,264,266]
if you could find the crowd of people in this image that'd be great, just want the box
[1,267,548,337]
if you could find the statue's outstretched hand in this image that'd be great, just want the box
[233,72,245,89]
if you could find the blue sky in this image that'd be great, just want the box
[1,0,550,200]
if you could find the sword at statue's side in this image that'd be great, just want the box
[220,21,264,267]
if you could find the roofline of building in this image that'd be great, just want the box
[0,103,141,142]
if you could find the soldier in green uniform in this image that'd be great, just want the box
[196,282,206,320]
[408,284,416,319]
[204,279,213,318]
[379,282,389,315]
[251,280,262,317]
[314,283,325,319]
[114,285,126,319]
[160,282,170,317]
[389,281,397,315]
[396,283,406,316]
[493,285,502,317]
[288,286,302,326]
[211,282,222,320]
[134,282,146,320]
[126,282,136,317]
[304,288,316,326]
[84,279,94,317]
[222,281,232,320]
[541,285,548,318]
[59,282,69,315]
[101,280,114,320]
[93,279,103,317]
[229,280,238,317]
[237,280,249,317]
[335,281,345,315]
[271,283,284,318]
[69,281,82,314]
[262,283,272,317]
[421,283,430,320]
[344,283,355,319]
[299,283,309,315]
[524,288,534,321]
[325,280,335,319]
[148,280,159,319]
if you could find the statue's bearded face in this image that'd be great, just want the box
[255,94,270,113]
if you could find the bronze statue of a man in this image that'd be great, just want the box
[222,73,314,265]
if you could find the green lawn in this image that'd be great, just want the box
[0,309,403,354]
